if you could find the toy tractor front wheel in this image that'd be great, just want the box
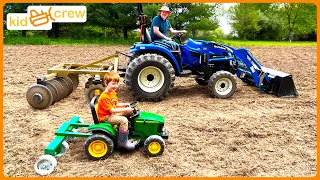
[125,53,175,101]
[143,135,165,157]
[208,71,236,98]
[84,133,114,160]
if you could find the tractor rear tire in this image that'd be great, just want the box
[125,53,175,101]
[84,84,105,103]
[84,133,114,160]
[208,71,236,98]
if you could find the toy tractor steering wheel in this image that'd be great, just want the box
[130,101,140,119]
[130,101,139,108]
[170,33,184,44]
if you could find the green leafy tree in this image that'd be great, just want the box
[256,4,286,40]
[177,3,220,38]
[86,3,137,39]
[228,4,263,40]
[280,3,316,41]
[142,3,162,27]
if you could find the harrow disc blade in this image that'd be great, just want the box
[63,77,74,96]
[26,84,53,109]
[45,81,59,105]
[48,79,64,102]
[54,77,69,99]
[68,74,79,90]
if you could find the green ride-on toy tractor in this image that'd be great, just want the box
[34,96,169,175]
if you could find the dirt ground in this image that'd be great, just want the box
[3,45,317,177]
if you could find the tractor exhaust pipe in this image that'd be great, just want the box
[261,66,298,97]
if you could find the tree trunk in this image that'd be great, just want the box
[21,30,27,37]
[48,28,54,38]
[54,23,59,38]
[103,27,107,37]
[123,27,128,39]
[289,31,293,42]
[48,23,59,38]
[192,29,196,38]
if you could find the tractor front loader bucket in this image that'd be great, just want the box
[235,48,298,98]
[260,66,298,97]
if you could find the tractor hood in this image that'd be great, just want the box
[185,38,202,50]
[135,111,165,123]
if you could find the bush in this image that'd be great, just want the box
[4,30,21,38]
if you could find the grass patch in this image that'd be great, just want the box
[4,36,317,47]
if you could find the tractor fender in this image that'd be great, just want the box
[88,129,116,140]
[130,44,181,73]
[87,123,117,137]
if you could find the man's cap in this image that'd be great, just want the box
[158,6,171,12]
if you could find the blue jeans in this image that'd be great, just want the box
[155,39,179,51]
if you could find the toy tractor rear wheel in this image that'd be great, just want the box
[143,135,165,157]
[208,71,236,98]
[84,133,114,160]
[125,53,175,101]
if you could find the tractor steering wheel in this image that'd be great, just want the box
[130,101,140,119]
[170,33,184,44]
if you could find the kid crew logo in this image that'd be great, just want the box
[7,6,87,30]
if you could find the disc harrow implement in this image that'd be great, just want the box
[26,52,123,109]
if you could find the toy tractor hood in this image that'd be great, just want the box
[135,111,165,123]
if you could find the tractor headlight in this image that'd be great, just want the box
[157,124,164,133]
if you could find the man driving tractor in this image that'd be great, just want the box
[150,5,187,50]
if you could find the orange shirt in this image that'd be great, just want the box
[97,91,118,121]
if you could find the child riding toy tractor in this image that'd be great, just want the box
[34,96,169,175]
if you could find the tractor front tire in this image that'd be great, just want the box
[125,54,175,101]
[208,71,236,98]
[84,133,114,160]
[143,135,165,157]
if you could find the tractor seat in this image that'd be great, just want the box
[90,95,100,124]
[142,28,152,44]
[90,96,118,129]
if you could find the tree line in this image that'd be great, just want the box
[3,3,317,41]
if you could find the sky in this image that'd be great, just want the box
[218,3,236,35]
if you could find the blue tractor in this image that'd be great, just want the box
[124,4,297,101]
